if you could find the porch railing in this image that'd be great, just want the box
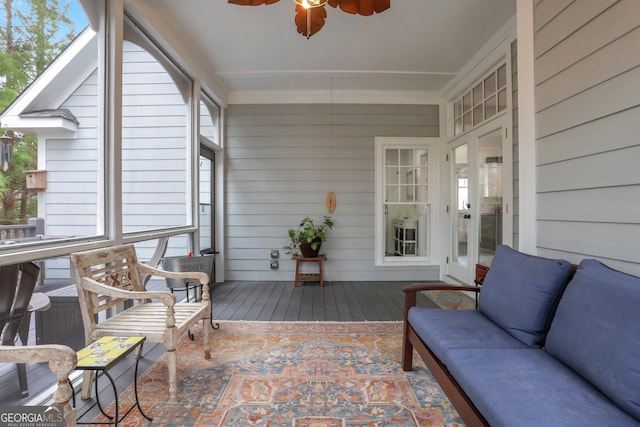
[0,218,45,242]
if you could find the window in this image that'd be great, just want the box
[121,16,193,235]
[375,138,438,265]
[453,63,507,136]
[0,3,211,266]
[0,1,100,252]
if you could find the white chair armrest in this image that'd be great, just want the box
[137,262,210,286]
[80,277,176,307]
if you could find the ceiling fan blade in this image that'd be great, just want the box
[228,0,280,5]
[372,0,390,13]
[294,5,327,38]
[328,0,390,15]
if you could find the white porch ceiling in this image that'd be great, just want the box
[132,0,516,97]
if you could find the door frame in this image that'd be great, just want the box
[199,141,224,282]
[446,118,512,284]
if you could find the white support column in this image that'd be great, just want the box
[516,0,536,254]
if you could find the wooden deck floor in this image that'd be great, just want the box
[210,280,436,322]
[1,280,437,411]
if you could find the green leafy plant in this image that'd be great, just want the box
[283,216,333,256]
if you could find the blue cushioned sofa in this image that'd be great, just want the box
[402,245,640,427]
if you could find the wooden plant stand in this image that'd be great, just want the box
[293,254,327,287]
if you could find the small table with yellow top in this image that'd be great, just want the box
[73,336,152,425]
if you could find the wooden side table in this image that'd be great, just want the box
[293,254,327,287]
[475,263,490,287]
[474,263,490,309]
[74,336,152,426]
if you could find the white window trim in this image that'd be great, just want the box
[374,137,440,267]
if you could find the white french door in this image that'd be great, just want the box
[447,124,511,284]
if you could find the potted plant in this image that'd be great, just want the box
[284,216,333,258]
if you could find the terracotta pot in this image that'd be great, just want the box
[299,238,322,258]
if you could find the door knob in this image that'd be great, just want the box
[463,214,471,219]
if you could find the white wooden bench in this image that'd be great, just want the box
[70,244,214,403]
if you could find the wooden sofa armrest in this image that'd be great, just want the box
[402,282,480,293]
[0,344,77,426]
[80,276,177,307]
[402,282,480,313]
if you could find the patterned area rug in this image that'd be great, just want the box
[99,321,463,426]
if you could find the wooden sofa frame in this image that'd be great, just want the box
[70,244,214,403]
[402,283,489,427]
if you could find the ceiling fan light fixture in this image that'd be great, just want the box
[293,0,327,9]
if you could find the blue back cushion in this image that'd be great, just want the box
[545,259,640,421]
[478,245,573,347]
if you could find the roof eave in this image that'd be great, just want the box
[2,115,78,138]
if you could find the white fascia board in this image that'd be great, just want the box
[228,90,443,105]
[1,116,78,137]
[2,29,96,118]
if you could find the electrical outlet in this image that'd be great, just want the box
[270,260,279,269]
[270,249,279,259]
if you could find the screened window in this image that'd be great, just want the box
[121,16,193,234]
[0,1,101,253]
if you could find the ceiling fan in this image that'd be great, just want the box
[228,0,391,39]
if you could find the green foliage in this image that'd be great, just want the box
[283,216,333,255]
[0,0,76,224]
[0,132,38,223]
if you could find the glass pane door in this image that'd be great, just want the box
[453,144,470,267]
[199,148,215,256]
[449,126,509,284]
[478,129,503,265]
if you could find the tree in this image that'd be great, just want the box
[0,0,75,224]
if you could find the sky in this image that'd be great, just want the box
[0,1,89,39]
[68,0,89,34]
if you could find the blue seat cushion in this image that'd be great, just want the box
[407,307,527,366]
[478,245,572,347]
[446,348,640,427]
[545,259,640,421]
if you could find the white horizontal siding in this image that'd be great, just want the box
[536,26,640,112]
[537,145,640,193]
[225,103,439,281]
[537,106,640,165]
[534,0,616,59]
[537,222,640,264]
[537,186,640,223]
[536,66,640,139]
[44,70,100,271]
[120,42,189,236]
[537,248,640,279]
[534,0,640,274]
[534,0,640,84]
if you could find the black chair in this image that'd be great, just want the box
[0,264,20,333]
[0,262,40,396]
